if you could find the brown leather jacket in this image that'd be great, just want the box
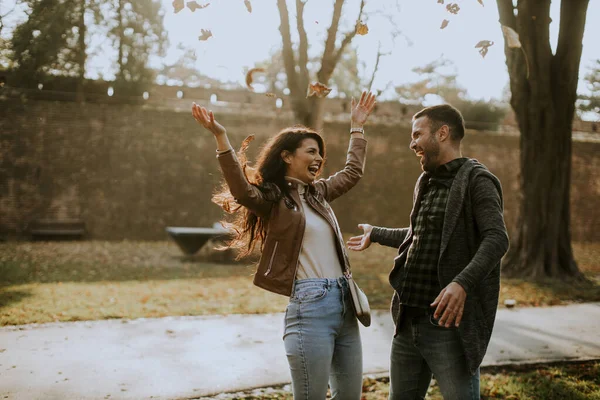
[216,137,367,296]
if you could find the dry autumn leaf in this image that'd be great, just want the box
[501,25,522,48]
[265,93,276,98]
[446,3,460,14]
[198,29,212,41]
[172,0,184,13]
[440,19,449,29]
[356,21,369,35]
[245,67,265,91]
[438,0,444,3]
[475,40,494,58]
[477,0,484,6]
[307,82,332,98]
[187,1,209,11]
[244,0,252,13]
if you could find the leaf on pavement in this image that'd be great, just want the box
[475,40,494,58]
[244,0,252,13]
[245,67,265,91]
[356,21,369,35]
[172,0,184,13]
[446,3,460,14]
[440,19,449,29]
[501,25,522,48]
[187,1,209,11]
[198,29,213,41]
[307,82,332,98]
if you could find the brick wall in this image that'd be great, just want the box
[1,98,599,242]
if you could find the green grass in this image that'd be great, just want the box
[1,240,599,325]
[200,361,600,399]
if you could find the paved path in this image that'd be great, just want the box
[1,303,599,400]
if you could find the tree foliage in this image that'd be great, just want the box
[577,59,600,117]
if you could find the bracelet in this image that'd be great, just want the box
[350,127,364,134]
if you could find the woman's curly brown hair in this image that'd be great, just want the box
[212,125,326,259]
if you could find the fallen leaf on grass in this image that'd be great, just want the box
[198,29,212,41]
[187,1,209,11]
[446,3,460,14]
[475,40,494,58]
[356,21,369,35]
[244,0,252,13]
[440,19,449,29]
[172,0,184,13]
[245,67,265,91]
[307,82,332,98]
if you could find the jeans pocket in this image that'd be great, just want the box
[292,286,328,303]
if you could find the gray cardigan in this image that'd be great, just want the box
[371,158,509,375]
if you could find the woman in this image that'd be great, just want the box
[192,91,376,399]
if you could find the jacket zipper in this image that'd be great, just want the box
[264,241,278,276]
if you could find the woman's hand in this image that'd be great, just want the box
[351,91,377,128]
[346,223,373,251]
[192,102,226,136]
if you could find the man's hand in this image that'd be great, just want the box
[346,224,373,251]
[431,282,467,328]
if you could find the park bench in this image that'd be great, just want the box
[166,225,233,255]
[29,219,86,241]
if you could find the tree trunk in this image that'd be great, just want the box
[497,0,589,280]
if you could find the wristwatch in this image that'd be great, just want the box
[350,127,364,134]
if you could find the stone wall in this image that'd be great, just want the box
[1,98,599,242]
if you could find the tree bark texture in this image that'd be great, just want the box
[496,0,589,279]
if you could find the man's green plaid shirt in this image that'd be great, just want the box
[398,157,468,308]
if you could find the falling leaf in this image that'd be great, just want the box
[477,0,484,6]
[501,25,522,48]
[172,0,184,13]
[244,0,252,13]
[187,1,209,11]
[245,67,265,91]
[265,93,276,98]
[440,19,449,29]
[475,40,494,58]
[356,21,369,35]
[307,82,332,98]
[438,0,444,3]
[198,29,213,41]
[446,3,460,14]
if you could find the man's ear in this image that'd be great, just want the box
[281,150,292,164]
[437,125,450,142]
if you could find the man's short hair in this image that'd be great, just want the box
[413,104,465,142]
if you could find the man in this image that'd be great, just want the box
[347,104,509,399]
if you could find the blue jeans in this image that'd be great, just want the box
[389,314,480,400]
[283,277,363,400]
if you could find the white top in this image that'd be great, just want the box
[287,178,344,280]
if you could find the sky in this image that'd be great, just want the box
[2,0,600,102]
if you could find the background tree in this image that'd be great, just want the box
[395,58,507,130]
[577,59,600,117]
[276,0,365,129]
[496,0,590,279]
[256,45,365,101]
[107,0,166,95]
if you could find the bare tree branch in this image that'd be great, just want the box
[296,0,309,95]
[320,0,365,83]
[367,41,391,92]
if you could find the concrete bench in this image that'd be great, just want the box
[166,226,233,255]
[29,219,86,241]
